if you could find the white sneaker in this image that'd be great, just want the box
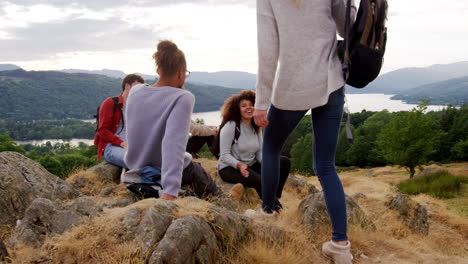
[322,241,353,264]
[244,208,276,219]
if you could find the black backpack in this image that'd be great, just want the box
[209,120,241,159]
[338,0,388,88]
[94,97,123,132]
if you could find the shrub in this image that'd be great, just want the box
[398,170,468,198]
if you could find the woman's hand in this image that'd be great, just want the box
[253,109,269,127]
[237,162,250,178]
[161,194,177,200]
[120,141,128,149]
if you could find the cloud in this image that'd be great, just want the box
[0,17,160,61]
[5,0,254,10]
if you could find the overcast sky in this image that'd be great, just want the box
[0,0,467,75]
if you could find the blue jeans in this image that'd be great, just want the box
[103,143,128,169]
[261,87,347,241]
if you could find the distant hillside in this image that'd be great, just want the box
[61,69,127,78]
[391,76,468,106]
[187,71,256,89]
[60,69,157,80]
[0,64,21,72]
[60,69,257,90]
[347,61,468,94]
[0,70,241,121]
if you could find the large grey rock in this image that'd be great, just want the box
[415,167,444,178]
[136,200,178,257]
[149,216,219,264]
[286,175,319,195]
[86,161,122,183]
[0,152,80,226]
[12,196,102,246]
[205,205,251,248]
[386,194,429,235]
[0,239,8,262]
[298,192,375,231]
[212,197,238,211]
[253,223,287,242]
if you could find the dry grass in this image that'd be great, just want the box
[8,200,156,264]
[66,168,115,196]
[4,162,468,263]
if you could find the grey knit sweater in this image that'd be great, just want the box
[218,121,263,171]
[255,0,356,111]
[125,84,194,197]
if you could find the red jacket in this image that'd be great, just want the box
[94,95,124,160]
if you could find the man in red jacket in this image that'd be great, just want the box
[94,74,145,168]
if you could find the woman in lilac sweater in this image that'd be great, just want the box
[125,40,222,200]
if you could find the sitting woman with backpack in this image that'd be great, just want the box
[217,90,290,211]
[124,40,224,200]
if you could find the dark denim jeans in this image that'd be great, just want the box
[261,87,348,241]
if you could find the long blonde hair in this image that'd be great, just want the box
[294,0,303,6]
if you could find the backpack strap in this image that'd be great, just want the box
[233,120,241,144]
[111,96,125,134]
[342,0,352,82]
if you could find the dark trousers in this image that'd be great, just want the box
[182,161,223,198]
[262,87,347,241]
[218,157,290,199]
[186,136,215,155]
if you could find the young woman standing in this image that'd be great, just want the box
[254,0,356,263]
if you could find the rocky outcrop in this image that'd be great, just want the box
[415,167,444,178]
[298,192,375,231]
[149,216,219,264]
[11,196,102,246]
[386,194,429,235]
[0,239,8,262]
[0,152,80,226]
[86,161,122,183]
[286,175,319,196]
[205,205,251,247]
[136,200,178,257]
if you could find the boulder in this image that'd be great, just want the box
[0,239,8,262]
[136,200,178,257]
[415,167,444,178]
[149,216,219,264]
[86,161,122,183]
[212,197,238,211]
[0,152,79,226]
[12,196,102,246]
[286,175,319,195]
[298,192,375,231]
[253,223,287,242]
[386,194,429,235]
[205,205,252,247]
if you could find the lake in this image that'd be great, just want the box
[192,93,448,126]
[16,93,448,146]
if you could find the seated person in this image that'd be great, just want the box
[125,40,224,200]
[217,90,291,211]
[187,120,218,158]
[94,74,144,168]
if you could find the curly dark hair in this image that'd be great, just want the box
[220,90,260,133]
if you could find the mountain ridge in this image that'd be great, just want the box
[0,69,241,121]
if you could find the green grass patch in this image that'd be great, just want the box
[444,183,468,218]
[398,170,468,199]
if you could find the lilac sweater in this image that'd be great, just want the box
[125,84,194,197]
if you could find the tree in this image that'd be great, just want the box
[376,104,441,178]
[290,133,314,175]
[0,134,24,153]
